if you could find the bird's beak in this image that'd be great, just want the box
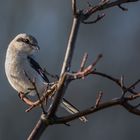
[32,44,40,50]
[36,45,40,50]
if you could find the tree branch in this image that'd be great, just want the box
[27,0,140,139]
[47,17,81,118]
[53,93,140,124]
[27,115,48,140]
[83,0,139,20]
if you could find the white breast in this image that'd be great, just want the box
[5,48,46,95]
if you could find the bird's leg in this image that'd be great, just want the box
[18,84,57,112]
[18,92,35,106]
[18,91,47,112]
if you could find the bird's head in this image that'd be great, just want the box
[10,33,40,55]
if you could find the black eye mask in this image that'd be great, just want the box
[16,37,38,47]
[17,37,30,44]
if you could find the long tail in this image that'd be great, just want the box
[61,98,88,123]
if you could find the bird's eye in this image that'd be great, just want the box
[17,37,30,44]
[24,39,30,44]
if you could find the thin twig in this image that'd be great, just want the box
[92,71,139,95]
[126,79,140,91]
[33,81,46,114]
[24,71,46,113]
[70,54,103,79]
[118,4,128,11]
[95,91,103,108]
[120,75,126,97]
[83,0,139,19]
[72,0,77,16]
[82,13,105,24]
[79,52,88,72]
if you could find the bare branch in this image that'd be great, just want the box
[127,79,140,91]
[61,98,88,122]
[81,0,139,22]
[92,71,139,95]
[54,99,121,124]
[27,0,140,139]
[123,101,140,115]
[60,18,81,76]
[95,91,103,108]
[79,52,88,72]
[23,71,46,113]
[54,93,140,124]
[118,4,128,11]
[27,114,49,140]
[68,54,102,80]
[82,13,105,24]
[47,16,81,119]
[72,0,77,16]
[120,75,126,97]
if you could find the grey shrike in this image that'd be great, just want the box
[5,33,87,122]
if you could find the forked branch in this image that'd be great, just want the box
[27,0,140,140]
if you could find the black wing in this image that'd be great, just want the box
[27,56,49,83]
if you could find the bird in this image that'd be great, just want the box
[5,33,87,122]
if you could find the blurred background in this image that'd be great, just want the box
[1,0,140,140]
